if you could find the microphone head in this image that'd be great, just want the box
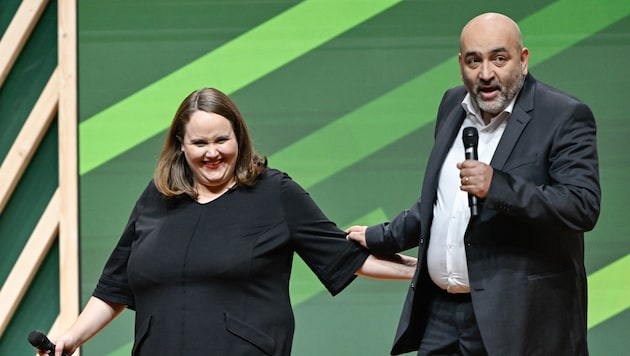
[462,126,479,148]
[28,329,54,350]
[28,330,45,347]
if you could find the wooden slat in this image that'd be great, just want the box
[0,0,49,87]
[0,189,60,336]
[0,68,59,214]
[57,0,80,340]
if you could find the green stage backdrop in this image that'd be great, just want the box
[72,1,629,355]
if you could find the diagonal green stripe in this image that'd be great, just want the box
[588,254,630,328]
[78,0,401,175]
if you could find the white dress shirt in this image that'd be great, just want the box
[427,93,514,293]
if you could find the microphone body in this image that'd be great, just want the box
[462,127,479,217]
[28,330,69,356]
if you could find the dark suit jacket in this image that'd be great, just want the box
[366,74,601,356]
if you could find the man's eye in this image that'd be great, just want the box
[466,58,480,67]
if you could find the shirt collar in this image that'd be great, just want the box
[461,93,517,133]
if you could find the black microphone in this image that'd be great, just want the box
[462,127,479,217]
[28,330,69,356]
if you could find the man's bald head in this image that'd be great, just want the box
[460,12,523,53]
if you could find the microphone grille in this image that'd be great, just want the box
[462,126,479,148]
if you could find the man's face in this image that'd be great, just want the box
[458,21,528,121]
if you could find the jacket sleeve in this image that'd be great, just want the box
[365,198,423,255]
[485,99,601,231]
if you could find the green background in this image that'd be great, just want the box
[78,1,630,355]
[1,0,628,355]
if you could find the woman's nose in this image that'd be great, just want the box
[204,145,219,158]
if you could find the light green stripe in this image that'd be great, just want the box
[79,0,401,175]
[587,254,630,328]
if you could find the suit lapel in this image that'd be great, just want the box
[424,103,466,198]
[490,75,536,169]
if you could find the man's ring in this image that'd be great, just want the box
[464,177,469,184]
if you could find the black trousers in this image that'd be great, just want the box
[417,284,488,356]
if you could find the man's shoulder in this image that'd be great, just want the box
[439,85,468,109]
[444,85,468,98]
[534,79,584,105]
[525,74,587,108]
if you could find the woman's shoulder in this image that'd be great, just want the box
[253,167,301,193]
[137,179,172,206]
[258,167,290,183]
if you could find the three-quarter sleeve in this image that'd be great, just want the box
[278,172,369,295]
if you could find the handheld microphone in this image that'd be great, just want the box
[462,127,479,217]
[28,330,69,356]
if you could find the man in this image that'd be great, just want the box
[347,12,600,356]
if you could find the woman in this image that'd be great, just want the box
[41,88,416,356]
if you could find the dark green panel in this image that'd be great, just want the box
[0,0,60,350]
[0,121,59,284]
[0,0,22,35]
[78,0,300,120]
[589,309,630,355]
[0,0,58,159]
[0,241,60,355]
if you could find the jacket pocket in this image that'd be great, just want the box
[132,315,151,356]
[224,312,276,355]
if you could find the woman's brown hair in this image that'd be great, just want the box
[154,88,267,198]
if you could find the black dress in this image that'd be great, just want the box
[93,168,369,355]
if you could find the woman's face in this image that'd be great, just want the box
[180,110,239,195]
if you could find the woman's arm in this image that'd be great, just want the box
[40,297,126,356]
[355,254,417,280]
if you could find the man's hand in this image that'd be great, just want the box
[345,225,368,248]
[457,160,493,199]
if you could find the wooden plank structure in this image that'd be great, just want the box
[0,0,79,352]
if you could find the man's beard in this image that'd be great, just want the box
[473,72,525,115]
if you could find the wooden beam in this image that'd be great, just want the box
[0,68,59,213]
[0,189,60,336]
[57,0,80,336]
[0,0,49,87]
